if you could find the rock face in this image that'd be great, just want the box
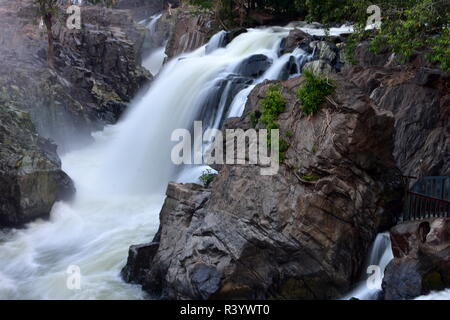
[0,102,74,227]
[123,74,403,299]
[164,5,219,59]
[382,218,450,300]
[0,0,151,150]
[344,44,450,177]
[113,0,179,21]
[53,6,151,121]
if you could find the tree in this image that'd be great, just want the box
[34,0,59,68]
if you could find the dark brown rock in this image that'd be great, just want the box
[344,56,449,178]
[382,219,450,299]
[0,102,74,228]
[123,74,403,300]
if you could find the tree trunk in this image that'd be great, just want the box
[44,13,54,68]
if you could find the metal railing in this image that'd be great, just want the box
[401,176,450,222]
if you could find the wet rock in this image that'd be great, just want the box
[303,60,334,76]
[123,75,403,300]
[281,29,311,54]
[344,63,449,177]
[0,102,74,228]
[236,54,273,78]
[224,28,248,46]
[311,41,337,63]
[382,219,450,299]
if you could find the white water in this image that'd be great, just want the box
[142,14,167,76]
[0,26,313,299]
[342,233,394,300]
[415,289,450,300]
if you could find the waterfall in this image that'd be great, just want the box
[342,232,394,300]
[205,30,227,54]
[142,14,167,76]
[0,26,316,299]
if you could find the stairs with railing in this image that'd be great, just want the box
[400,176,450,222]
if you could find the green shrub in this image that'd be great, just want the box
[365,1,449,71]
[188,0,214,9]
[297,70,335,117]
[301,174,319,182]
[259,85,286,129]
[199,169,216,187]
[250,110,261,128]
[251,85,290,162]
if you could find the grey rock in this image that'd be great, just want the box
[0,103,74,227]
[382,219,450,299]
[303,60,334,77]
[123,75,403,300]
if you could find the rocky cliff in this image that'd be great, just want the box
[0,0,151,227]
[123,71,403,299]
[0,0,150,150]
[121,21,449,300]
[0,101,74,227]
[343,43,450,178]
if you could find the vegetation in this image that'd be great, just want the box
[259,85,286,131]
[367,0,449,71]
[340,0,449,72]
[250,85,290,162]
[301,174,319,182]
[297,70,335,117]
[199,169,216,187]
[186,0,449,71]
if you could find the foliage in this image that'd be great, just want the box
[188,0,214,9]
[297,70,335,117]
[250,110,261,128]
[199,169,216,188]
[251,85,290,162]
[368,0,449,69]
[259,85,286,130]
[301,174,319,182]
[192,0,449,71]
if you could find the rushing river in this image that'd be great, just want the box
[0,23,317,299]
[2,19,441,300]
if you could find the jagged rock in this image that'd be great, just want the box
[237,54,273,78]
[164,5,219,59]
[303,60,334,76]
[0,1,151,150]
[123,75,403,300]
[281,29,311,54]
[344,61,450,177]
[0,103,74,227]
[382,219,450,299]
[311,41,337,63]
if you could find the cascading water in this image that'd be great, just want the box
[342,232,394,300]
[0,26,313,299]
[142,13,167,76]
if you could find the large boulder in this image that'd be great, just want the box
[0,102,74,227]
[344,62,450,177]
[382,219,450,299]
[123,75,403,299]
